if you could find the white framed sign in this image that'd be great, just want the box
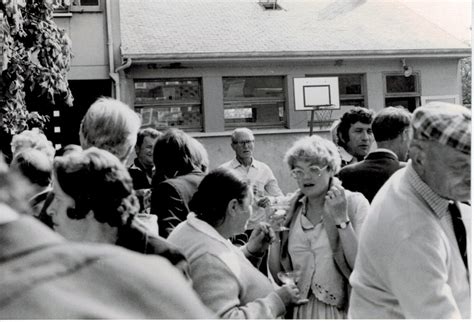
[294,77,340,111]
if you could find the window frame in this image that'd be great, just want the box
[383,71,421,111]
[383,71,421,98]
[134,78,204,132]
[70,0,102,12]
[222,76,287,130]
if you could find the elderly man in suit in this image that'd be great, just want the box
[349,102,471,318]
[338,106,412,202]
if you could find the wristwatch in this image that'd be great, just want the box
[336,220,350,230]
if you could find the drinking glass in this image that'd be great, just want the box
[263,204,289,231]
[277,270,309,305]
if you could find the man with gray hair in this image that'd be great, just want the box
[77,97,159,233]
[220,128,283,235]
[79,97,141,164]
[349,102,471,318]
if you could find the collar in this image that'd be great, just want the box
[338,146,356,164]
[230,157,257,169]
[186,213,235,250]
[367,148,398,160]
[406,161,450,219]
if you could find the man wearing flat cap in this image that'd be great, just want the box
[349,102,471,319]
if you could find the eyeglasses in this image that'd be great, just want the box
[290,165,328,179]
[233,140,255,146]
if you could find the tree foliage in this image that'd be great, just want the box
[0,0,73,135]
[461,57,471,108]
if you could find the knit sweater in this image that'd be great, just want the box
[168,213,286,319]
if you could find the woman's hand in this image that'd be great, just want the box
[324,178,349,225]
[246,222,276,255]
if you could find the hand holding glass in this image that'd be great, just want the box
[277,271,309,305]
[264,204,289,232]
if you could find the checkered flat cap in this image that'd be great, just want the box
[412,102,471,154]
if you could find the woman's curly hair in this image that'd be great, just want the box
[54,146,139,227]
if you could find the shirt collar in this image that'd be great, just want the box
[406,161,450,218]
[338,146,356,163]
[230,157,257,169]
[297,196,319,230]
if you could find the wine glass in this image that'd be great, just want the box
[277,271,300,285]
[266,205,290,231]
[277,270,309,305]
[263,196,291,231]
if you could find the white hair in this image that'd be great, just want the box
[79,97,141,163]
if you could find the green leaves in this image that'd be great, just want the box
[0,0,73,135]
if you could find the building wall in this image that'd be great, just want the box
[196,130,327,194]
[54,12,109,80]
[51,3,465,192]
[121,57,462,192]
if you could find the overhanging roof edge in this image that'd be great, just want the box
[121,48,472,63]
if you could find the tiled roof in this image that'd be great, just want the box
[120,0,470,60]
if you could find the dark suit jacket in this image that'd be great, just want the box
[338,150,405,202]
[0,216,213,319]
[128,158,151,190]
[151,170,205,238]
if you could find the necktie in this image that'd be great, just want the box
[448,202,468,271]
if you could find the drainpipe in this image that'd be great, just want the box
[116,57,132,73]
[105,0,120,100]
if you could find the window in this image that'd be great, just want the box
[307,74,367,108]
[223,76,286,129]
[134,79,203,132]
[384,72,421,112]
[70,0,101,12]
[304,74,367,128]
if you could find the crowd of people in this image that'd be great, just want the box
[0,97,470,319]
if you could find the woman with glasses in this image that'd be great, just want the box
[268,135,369,319]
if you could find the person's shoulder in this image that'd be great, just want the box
[252,159,273,172]
[219,159,235,169]
[345,189,370,207]
[339,160,364,175]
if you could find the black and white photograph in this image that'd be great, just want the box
[0,0,471,319]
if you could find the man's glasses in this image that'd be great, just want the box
[290,165,328,179]
[233,140,255,146]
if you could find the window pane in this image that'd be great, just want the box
[385,97,419,112]
[340,99,365,108]
[223,76,286,128]
[134,79,202,131]
[386,75,417,93]
[339,75,362,95]
[137,105,202,131]
[223,77,284,99]
[224,101,285,128]
[135,80,201,104]
[73,0,99,5]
